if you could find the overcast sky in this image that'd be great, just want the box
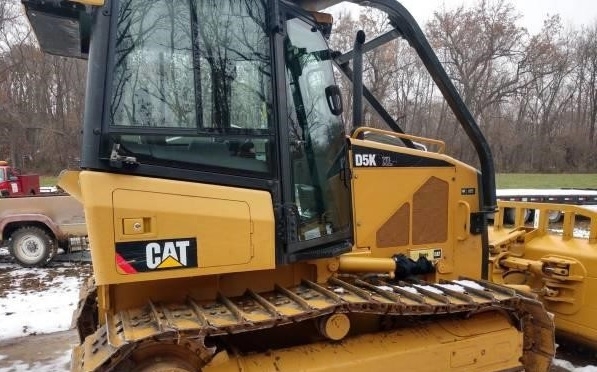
[329,0,597,33]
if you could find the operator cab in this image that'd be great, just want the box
[82,0,351,264]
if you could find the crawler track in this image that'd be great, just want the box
[72,276,555,371]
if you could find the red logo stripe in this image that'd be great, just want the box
[116,253,137,274]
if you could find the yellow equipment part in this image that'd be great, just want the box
[489,201,597,348]
[68,271,554,372]
[348,130,484,281]
[61,170,277,324]
[204,312,524,372]
[70,0,104,5]
[69,170,276,286]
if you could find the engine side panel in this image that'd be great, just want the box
[349,138,484,281]
[77,171,275,285]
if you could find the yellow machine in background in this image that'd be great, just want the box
[23,0,556,371]
[489,201,597,348]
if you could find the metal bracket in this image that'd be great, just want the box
[109,144,138,169]
[469,212,485,235]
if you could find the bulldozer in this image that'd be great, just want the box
[22,0,556,370]
[489,201,597,349]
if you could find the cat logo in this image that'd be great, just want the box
[146,240,190,269]
[115,237,198,274]
[408,248,443,263]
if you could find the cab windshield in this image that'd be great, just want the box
[106,0,273,175]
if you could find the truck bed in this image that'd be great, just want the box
[497,188,597,205]
[0,194,86,238]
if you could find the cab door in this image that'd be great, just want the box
[279,10,352,262]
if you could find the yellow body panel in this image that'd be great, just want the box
[349,138,484,281]
[72,171,275,285]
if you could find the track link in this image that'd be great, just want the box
[72,276,555,371]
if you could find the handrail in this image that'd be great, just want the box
[494,200,597,244]
[351,127,446,154]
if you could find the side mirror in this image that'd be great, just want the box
[325,85,343,116]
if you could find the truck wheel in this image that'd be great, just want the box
[504,208,531,224]
[8,227,57,267]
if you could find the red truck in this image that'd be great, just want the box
[0,161,40,197]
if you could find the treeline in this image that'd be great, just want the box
[331,0,597,172]
[1,0,596,174]
[0,1,86,174]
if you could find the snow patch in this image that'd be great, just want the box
[376,285,394,292]
[413,284,444,294]
[437,283,466,292]
[454,279,485,290]
[398,286,419,295]
[553,358,597,372]
[0,270,82,340]
[0,350,70,372]
[549,228,591,239]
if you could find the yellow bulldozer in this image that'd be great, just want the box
[489,201,597,349]
[21,0,566,370]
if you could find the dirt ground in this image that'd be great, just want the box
[0,265,87,298]
[0,330,76,371]
[0,250,87,370]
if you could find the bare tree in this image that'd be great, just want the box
[576,22,597,145]
[0,0,595,174]
[427,0,528,119]
[0,0,86,173]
